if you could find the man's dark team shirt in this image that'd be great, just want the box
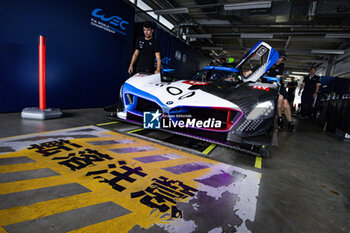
[262,63,284,84]
[265,63,284,77]
[302,75,320,96]
[287,81,298,95]
[135,37,160,73]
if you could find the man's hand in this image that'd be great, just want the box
[154,69,160,74]
[128,66,133,74]
[313,93,317,99]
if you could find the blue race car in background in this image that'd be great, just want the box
[116,42,280,156]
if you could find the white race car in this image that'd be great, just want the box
[115,42,280,156]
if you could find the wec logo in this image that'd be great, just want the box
[91,8,129,35]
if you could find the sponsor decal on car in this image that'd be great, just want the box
[252,85,269,91]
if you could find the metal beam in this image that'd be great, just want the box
[202,46,224,50]
[284,64,310,69]
[185,32,350,37]
[201,46,317,56]
[300,59,328,63]
[325,56,335,76]
[186,34,212,38]
[332,58,350,77]
[210,37,347,43]
[194,21,350,29]
[311,49,345,55]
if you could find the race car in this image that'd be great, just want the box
[115,41,280,156]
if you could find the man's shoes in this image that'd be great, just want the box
[288,122,295,133]
[278,117,284,129]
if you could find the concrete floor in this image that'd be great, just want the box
[0,108,349,232]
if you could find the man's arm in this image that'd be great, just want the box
[155,52,161,74]
[128,49,140,74]
[243,70,252,77]
[313,83,320,98]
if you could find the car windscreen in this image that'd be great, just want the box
[192,69,235,82]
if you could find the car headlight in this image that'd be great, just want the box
[246,100,274,120]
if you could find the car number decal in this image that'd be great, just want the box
[166,86,183,95]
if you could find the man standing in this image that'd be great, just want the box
[219,57,227,65]
[265,52,295,132]
[298,67,320,118]
[287,76,298,110]
[128,21,161,74]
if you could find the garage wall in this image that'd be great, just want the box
[0,0,134,112]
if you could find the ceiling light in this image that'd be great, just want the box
[224,1,272,10]
[241,33,273,39]
[289,75,304,79]
[154,8,189,15]
[291,72,309,75]
[186,34,212,39]
[325,34,350,39]
[211,50,219,57]
[311,49,345,55]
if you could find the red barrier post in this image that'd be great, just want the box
[39,35,46,110]
[21,35,62,119]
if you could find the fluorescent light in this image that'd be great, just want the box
[289,75,304,79]
[291,72,309,75]
[137,0,157,19]
[186,34,212,39]
[211,50,219,57]
[325,34,350,39]
[154,7,188,15]
[241,33,273,39]
[311,49,345,55]
[159,16,174,30]
[224,1,272,10]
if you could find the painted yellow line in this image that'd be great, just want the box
[69,213,152,233]
[0,192,114,226]
[202,144,216,155]
[0,163,47,174]
[255,156,262,169]
[0,129,224,229]
[96,121,119,126]
[0,176,72,195]
[127,128,145,134]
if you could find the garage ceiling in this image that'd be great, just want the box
[135,0,350,77]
